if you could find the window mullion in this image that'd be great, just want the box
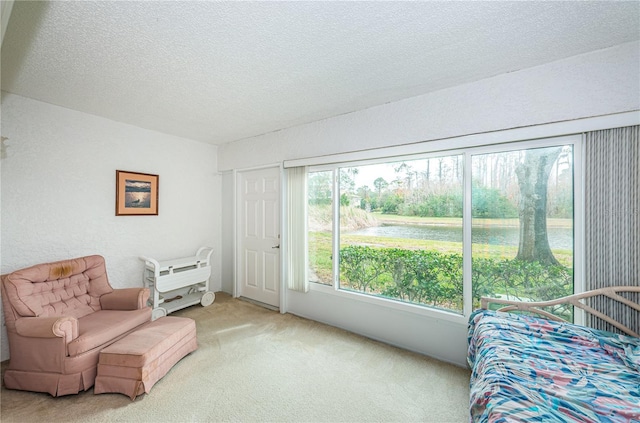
[332,168,340,290]
[463,152,473,317]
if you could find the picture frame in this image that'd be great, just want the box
[115,170,159,216]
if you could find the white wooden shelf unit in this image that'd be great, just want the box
[140,247,215,320]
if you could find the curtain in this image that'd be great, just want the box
[286,166,309,292]
[584,125,639,334]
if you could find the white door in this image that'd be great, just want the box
[236,166,280,308]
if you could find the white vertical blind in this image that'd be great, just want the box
[584,125,639,334]
[286,166,309,292]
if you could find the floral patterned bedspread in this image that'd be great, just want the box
[467,310,640,423]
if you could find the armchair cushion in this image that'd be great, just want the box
[68,309,151,357]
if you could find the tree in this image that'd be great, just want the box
[308,172,332,205]
[393,162,416,189]
[515,147,562,265]
[340,168,359,195]
[373,177,388,197]
[437,157,447,182]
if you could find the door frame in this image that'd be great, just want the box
[233,163,286,312]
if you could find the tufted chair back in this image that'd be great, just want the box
[1,255,114,331]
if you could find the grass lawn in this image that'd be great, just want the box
[371,212,573,229]
[309,231,573,272]
[310,231,573,263]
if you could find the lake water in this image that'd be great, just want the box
[349,223,573,250]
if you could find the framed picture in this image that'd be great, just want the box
[115,170,159,216]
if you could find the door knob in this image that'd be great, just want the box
[272,245,280,249]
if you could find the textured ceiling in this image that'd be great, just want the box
[2,1,639,145]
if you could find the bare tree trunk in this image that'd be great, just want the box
[425,160,430,187]
[515,147,562,266]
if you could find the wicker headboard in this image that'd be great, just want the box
[481,286,640,337]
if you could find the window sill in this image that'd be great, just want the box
[305,282,468,326]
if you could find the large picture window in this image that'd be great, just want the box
[306,138,577,319]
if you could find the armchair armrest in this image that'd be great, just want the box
[15,316,79,342]
[100,288,150,310]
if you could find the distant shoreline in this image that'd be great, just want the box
[372,213,573,229]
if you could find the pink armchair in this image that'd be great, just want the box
[1,255,151,396]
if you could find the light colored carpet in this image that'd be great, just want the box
[1,293,471,422]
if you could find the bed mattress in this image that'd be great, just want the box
[468,310,640,422]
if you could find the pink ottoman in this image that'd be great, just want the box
[94,316,197,400]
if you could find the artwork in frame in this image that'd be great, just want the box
[116,170,159,216]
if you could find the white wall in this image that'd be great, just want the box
[0,92,221,361]
[218,41,639,171]
[218,41,640,367]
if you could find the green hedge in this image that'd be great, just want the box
[339,245,572,314]
[379,187,517,218]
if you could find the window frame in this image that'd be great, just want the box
[305,134,583,323]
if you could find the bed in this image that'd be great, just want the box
[468,287,640,422]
